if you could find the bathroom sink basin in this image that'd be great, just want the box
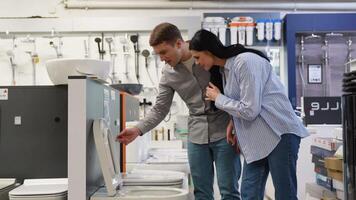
[46,58,110,85]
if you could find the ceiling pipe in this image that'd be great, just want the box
[65,1,356,11]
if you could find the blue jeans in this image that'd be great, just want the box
[241,134,301,200]
[188,138,241,200]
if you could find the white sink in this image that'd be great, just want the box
[46,58,110,85]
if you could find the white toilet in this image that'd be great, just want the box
[0,179,17,200]
[90,119,188,200]
[8,178,67,200]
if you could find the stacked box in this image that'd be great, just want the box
[308,137,344,199]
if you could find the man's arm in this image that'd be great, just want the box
[135,82,175,135]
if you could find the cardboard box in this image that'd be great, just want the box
[327,169,343,181]
[325,157,343,171]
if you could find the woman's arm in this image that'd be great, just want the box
[214,59,264,121]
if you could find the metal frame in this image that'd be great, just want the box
[0,16,201,38]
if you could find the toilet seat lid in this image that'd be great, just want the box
[9,185,67,196]
[9,179,67,197]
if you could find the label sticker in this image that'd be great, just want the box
[0,89,8,100]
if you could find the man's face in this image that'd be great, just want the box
[152,40,183,67]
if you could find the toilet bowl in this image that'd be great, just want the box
[0,179,17,200]
[9,178,67,200]
[90,119,188,200]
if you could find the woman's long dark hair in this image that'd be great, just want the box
[189,29,269,61]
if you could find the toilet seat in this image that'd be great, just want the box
[91,119,188,200]
[0,179,17,200]
[9,178,67,200]
[0,179,16,191]
[123,174,183,187]
[123,169,185,188]
[123,169,188,189]
[91,186,188,200]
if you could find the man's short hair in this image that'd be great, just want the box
[149,23,183,46]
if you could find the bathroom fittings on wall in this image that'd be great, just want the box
[322,36,330,96]
[6,50,17,86]
[130,33,140,83]
[346,37,353,73]
[83,40,89,58]
[94,34,106,60]
[105,37,119,84]
[152,51,160,85]
[141,49,155,86]
[22,35,39,85]
[49,39,63,58]
[120,34,130,79]
[43,29,63,58]
[5,36,17,86]
[139,98,152,118]
[298,36,306,97]
[84,35,91,58]
[323,32,345,96]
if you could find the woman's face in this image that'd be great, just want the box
[191,50,214,71]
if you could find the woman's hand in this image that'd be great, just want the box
[205,82,221,101]
[226,119,240,154]
[226,120,236,145]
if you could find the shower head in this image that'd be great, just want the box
[325,32,344,37]
[49,41,57,47]
[130,34,138,43]
[105,37,113,43]
[22,35,36,43]
[6,50,14,57]
[95,37,102,43]
[120,34,129,44]
[142,49,150,58]
[305,33,321,40]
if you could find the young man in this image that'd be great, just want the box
[117,23,241,200]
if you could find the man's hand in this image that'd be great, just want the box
[116,127,141,145]
[205,82,221,101]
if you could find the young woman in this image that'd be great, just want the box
[189,29,309,200]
